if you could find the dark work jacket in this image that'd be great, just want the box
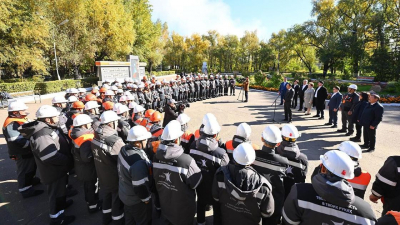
[70,126,97,181]
[162,105,178,127]
[19,121,73,184]
[352,100,369,122]
[3,116,32,156]
[117,117,130,142]
[282,174,376,225]
[359,102,384,128]
[376,211,400,225]
[341,92,360,112]
[313,86,328,109]
[212,164,274,225]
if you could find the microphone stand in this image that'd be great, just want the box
[267,94,281,124]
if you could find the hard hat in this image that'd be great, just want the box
[105,90,115,96]
[210,75,214,78]
[225,75,228,78]
[338,141,362,159]
[177,113,191,125]
[236,123,251,139]
[128,101,138,109]
[104,79,112,83]
[320,150,354,179]
[93,86,99,91]
[117,89,123,94]
[73,114,93,127]
[70,88,79,94]
[150,111,163,122]
[99,87,107,93]
[100,110,120,124]
[203,116,221,135]
[36,105,59,118]
[348,84,358,90]
[113,103,122,112]
[84,101,100,110]
[231,75,234,78]
[78,88,86,93]
[202,113,217,126]
[138,83,145,89]
[65,88,71,94]
[134,105,145,113]
[156,81,161,85]
[91,89,98,94]
[126,95,134,101]
[116,104,129,115]
[102,84,110,89]
[102,101,114,111]
[233,143,256,166]
[281,124,300,139]
[262,125,282,144]
[127,126,152,142]
[151,75,156,78]
[124,91,132,96]
[132,84,138,89]
[163,79,167,83]
[145,109,155,118]
[8,101,28,112]
[85,94,97,102]
[52,96,68,104]
[72,101,85,109]
[161,120,184,141]
[68,96,78,103]
[111,86,118,91]
[119,96,128,102]
[124,78,130,82]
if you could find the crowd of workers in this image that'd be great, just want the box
[2,75,400,225]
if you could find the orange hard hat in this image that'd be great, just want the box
[99,87,107,93]
[72,101,85,109]
[91,89,98,94]
[102,101,114,111]
[145,109,155,118]
[150,111,163,122]
[85,94,97,102]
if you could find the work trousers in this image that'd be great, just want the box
[363,126,377,149]
[328,109,338,125]
[219,86,224,96]
[342,110,354,133]
[48,175,67,221]
[124,202,152,225]
[84,180,99,211]
[224,87,229,96]
[230,86,235,96]
[284,102,292,121]
[16,155,37,195]
[196,194,221,225]
[102,191,124,225]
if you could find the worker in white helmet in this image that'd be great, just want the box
[276,124,308,199]
[118,126,152,225]
[190,113,229,225]
[177,113,194,154]
[3,101,43,199]
[153,120,202,225]
[114,104,131,142]
[225,122,259,160]
[282,150,376,224]
[213,143,275,224]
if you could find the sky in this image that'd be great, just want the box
[149,0,314,41]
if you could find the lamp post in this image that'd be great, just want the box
[53,19,69,80]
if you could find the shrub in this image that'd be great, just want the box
[0,82,37,93]
[270,74,284,88]
[35,80,80,94]
[253,70,267,85]
[81,77,99,87]
[151,71,176,76]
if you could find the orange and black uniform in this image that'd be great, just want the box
[69,126,99,212]
[377,211,400,225]
[225,135,260,161]
[181,131,194,154]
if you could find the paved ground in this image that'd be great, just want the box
[0,87,398,224]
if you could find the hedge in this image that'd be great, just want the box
[35,80,80,94]
[0,82,37,93]
[81,77,99,87]
[151,71,175,76]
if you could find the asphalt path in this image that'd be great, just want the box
[0,87,398,224]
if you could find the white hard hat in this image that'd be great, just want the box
[233,143,256,165]
[124,77,130,82]
[127,126,152,142]
[113,103,122,112]
[78,88,86,93]
[68,96,78,103]
[70,88,79,94]
[124,91,132,96]
[128,101,138,109]
[156,81,161,85]
[117,89,123,94]
[36,105,59,118]
[119,96,128,102]
[103,84,110,89]
[132,84,138,89]
[116,104,129,115]
[65,88,71,94]
[138,83,145,89]
[52,96,68,104]
[320,150,354,179]
[151,75,156,78]
[348,84,358,90]
[85,101,100,110]
[111,86,118,91]
[105,90,115,96]
[281,124,300,139]
[202,113,216,125]
[236,123,251,139]
[163,79,167,83]
[93,86,99,91]
[73,114,93,127]
[8,101,28,112]
[230,75,234,77]
[203,115,221,135]
[338,141,362,160]
[262,125,282,143]
[177,113,191,125]
[161,120,184,141]
[134,105,145,113]
[126,95,134,101]
[210,75,214,78]
[100,111,120,124]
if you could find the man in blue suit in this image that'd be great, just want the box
[325,86,342,128]
[278,77,288,105]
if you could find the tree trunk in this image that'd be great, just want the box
[323,63,329,78]
[73,64,81,80]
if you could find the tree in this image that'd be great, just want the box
[147,21,168,73]
[269,30,291,74]
[185,34,209,71]
[287,25,317,74]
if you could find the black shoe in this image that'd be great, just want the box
[363,148,375,153]
[88,202,102,214]
[32,177,41,186]
[65,199,74,209]
[66,188,78,198]
[324,123,333,125]
[297,109,303,111]
[244,100,248,102]
[345,132,354,136]
[205,204,213,211]
[360,144,370,149]
[279,103,283,105]
[50,215,76,225]
[22,189,44,199]
[288,120,292,123]
[313,115,320,117]
[282,119,288,121]
[331,125,337,128]
[66,184,73,190]
[337,129,347,133]
[350,137,361,141]
[318,117,324,120]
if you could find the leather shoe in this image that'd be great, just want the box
[331,125,337,128]
[345,132,354,136]
[362,148,375,153]
[337,129,347,133]
[313,115,320,117]
[318,117,324,119]
[282,119,288,121]
[324,123,333,125]
[360,144,370,149]
[297,109,302,111]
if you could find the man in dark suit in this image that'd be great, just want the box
[278,77,288,105]
[283,83,294,122]
[298,80,308,111]
[292,80,300,109]
[359,94,384,153]
[313,81,328,119]
[325,86,342,128]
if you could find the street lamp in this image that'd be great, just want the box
[53,19,68,80]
